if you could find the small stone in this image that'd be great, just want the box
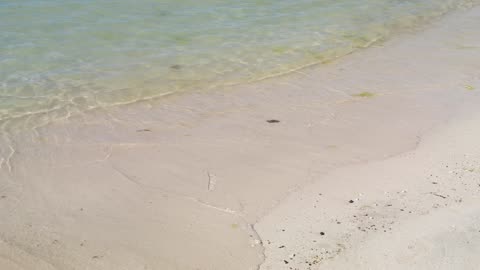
[266,119,280,123]
[320,232,325,236]
[349,200,354,204]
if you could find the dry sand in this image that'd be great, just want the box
[258,109,480,270]
[1,5,480,270]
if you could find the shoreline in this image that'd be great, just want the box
[0,2,472,135]
[1,6,480,270]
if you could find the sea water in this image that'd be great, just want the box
[0,0,478,127]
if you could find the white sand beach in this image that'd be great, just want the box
[1,5,480,270]
[258,106,480,270]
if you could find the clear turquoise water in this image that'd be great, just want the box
[0,0,477,126]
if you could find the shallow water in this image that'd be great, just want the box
[0,0,478,128]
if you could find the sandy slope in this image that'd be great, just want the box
[257,110,480,269]
[1,5,480,270]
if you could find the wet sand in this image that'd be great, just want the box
[1,6,480,270]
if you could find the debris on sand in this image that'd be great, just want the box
[266,119,281,123]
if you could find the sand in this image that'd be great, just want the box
[257,110,480,270]
[1,5,480,270]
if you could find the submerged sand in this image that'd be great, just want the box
[1,5,480,270]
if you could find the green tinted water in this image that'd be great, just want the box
[0,0,477,126]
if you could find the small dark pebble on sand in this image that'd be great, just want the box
[137,129,152,132]
[266,119,280,123]
[320,232,325,236]
[170,64,182,70]
[431,192,447,199]
[283,260,289,264]
[279,245,285,249]
[348,200,354,204]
